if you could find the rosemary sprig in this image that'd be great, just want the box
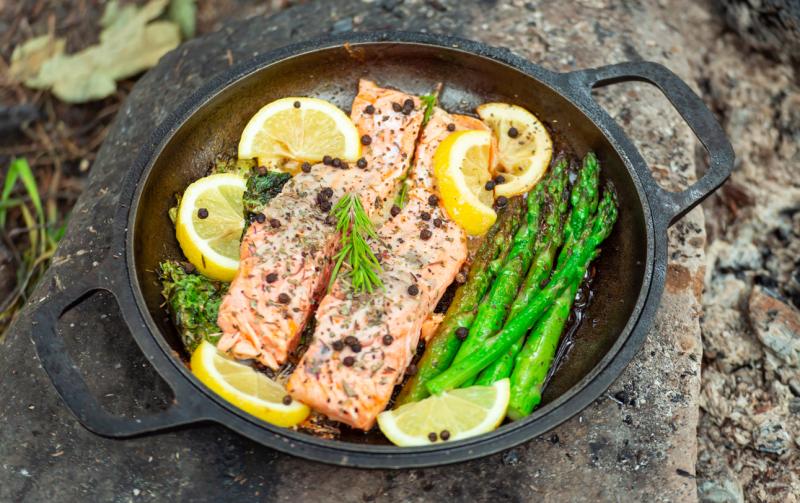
[394,178,410,209]
[328,194,384,294]
[420,93,437,126]
[393,87,439,210]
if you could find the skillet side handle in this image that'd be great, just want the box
[30,274,202,437]
[571,61,735,227]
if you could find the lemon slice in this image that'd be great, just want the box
[191,341,310,427]
[238,97,361,173]
[433,130,497,235]
[176,173,246,282]
[477,103,553,197]
[378,378,510,446]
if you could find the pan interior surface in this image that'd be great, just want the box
[132,42,649,445]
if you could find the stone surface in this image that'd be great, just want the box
[0,1,707,501]
[667,1,800,500]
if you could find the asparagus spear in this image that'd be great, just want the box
[506,280,580,419]
[556,153,600,267]
[505,153,602,414]
[426,187,618,395]
[476,153,598,384]
[395,197,524,405]
[453,158,567,386]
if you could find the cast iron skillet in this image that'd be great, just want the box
[30,32,734,468]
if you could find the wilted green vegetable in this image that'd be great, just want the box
[158,260,227,352]
[243,171,292,216]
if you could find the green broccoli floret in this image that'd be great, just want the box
[158,260,227,353]
[243,171,292,216]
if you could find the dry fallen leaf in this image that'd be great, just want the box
[12,0,182,103]
[8,34,66,83]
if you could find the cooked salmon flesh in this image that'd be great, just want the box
[216,81,423,368]
[287,106,476,430]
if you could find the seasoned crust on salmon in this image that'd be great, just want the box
[287,107,475,430]
[216,80,424,368]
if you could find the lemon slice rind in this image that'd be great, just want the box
[238,97,361,169]
[175,173,246,281]
[433,130,497,236]
[477,103,553,198]
[191,341,310,428]
[377,379,510,447]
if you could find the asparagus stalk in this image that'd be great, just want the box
[506,280,580,419]
[452,159,566,384]
[476,153,598,384]
[556,153,600,268]
[426,187,618,395]
[395,197,524,405]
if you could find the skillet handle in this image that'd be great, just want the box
[30,269,203,437]
[569,61,735,226]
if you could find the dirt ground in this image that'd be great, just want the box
[1,1,798,501]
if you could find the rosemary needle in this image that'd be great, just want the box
[328,194,384,294]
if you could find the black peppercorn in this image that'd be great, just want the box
[407,284,419,296]
[293,101,301,108]
[322,187,333,199]
[446,123,456,132]
[301,162,312,173]
[282,395,293,405]
[390,205,401,217]
[332,340,344,351]
[428,432,437,442]
[332,158,342,168]
[269,218,281,228]
[420,211,431,221]
[323,155,333,165]
[320,200,332,212]
[495,175,506,184]
[364,104,375,114]
[417,340,425,353]
[403,98,414,110]
[356,157,367,169]
[495,196,508,208]
[485,180,496,191]
[343,356,355,367]
[197,208,209,219]
[266,272,278,283]
[433,218,443,228]
[392,102,403,112]
[428,194,439,207]
[344,336,358,347]
[351,342,362,353]
[382,334,393,346]
[406,364,418,376]
[420,229,432,240]
[508,126,519,138]
[360,135,372,146]
[455,326,468,340]
[440,430,451,441]
[255,213,266,224]
[277,293,291,304]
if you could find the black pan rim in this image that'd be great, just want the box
[120,31,661,467]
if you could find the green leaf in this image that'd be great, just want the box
[168,0,197,39]
[1,158,42,230]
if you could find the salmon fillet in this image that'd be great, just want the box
[287,107,476,430]
[216,81,423,368]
